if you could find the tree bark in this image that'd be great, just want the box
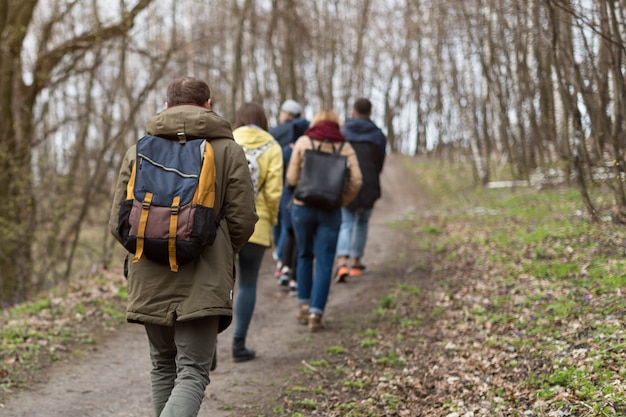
[0,0,153,306]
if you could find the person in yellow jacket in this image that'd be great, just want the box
[231,102,283,361]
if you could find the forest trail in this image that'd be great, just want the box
[1,153,424,417]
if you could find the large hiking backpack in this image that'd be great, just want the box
[241,140,276,200]
[117,135,221,272]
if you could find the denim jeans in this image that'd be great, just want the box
[336,207,373,259]
[291,204,341,316]
[234,242,267,339]
[144,316,219,417]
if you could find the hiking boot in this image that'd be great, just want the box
[232,337,255,362]
[296,304,309,324]
[308,313,324,332]
[349,264,367,277]
[335,265,349,283]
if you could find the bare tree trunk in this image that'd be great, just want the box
[342,0,371,115]
[0,0,153,306]
[547,0,598,217]
[604,0,626,211]
[230,0,254,117]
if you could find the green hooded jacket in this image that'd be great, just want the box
[108,105,258,332]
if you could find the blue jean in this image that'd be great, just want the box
[336,207,373,259]
[234,242,267,339]
[291,204,341,316]
[144,316,219,417]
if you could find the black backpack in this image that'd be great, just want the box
[293,138,348,210]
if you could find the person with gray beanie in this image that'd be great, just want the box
[269,100,309,277]
[270,99,303,148]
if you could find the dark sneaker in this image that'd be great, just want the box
[289,280,297,296]
[278,266,291,286]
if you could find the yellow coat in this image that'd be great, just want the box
[233,126,283,247]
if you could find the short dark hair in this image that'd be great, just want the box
[166,77,211,107]
[353,98,372,116]
[233,102,269,131]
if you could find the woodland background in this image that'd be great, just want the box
[1,0,625,306]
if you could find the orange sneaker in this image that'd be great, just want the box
[335,265,349,283]
[349,265,366,277]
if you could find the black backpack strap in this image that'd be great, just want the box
[310,137,345,153]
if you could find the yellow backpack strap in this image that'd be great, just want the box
[133,192,153,263]
[126,163,137,200]
[168,196,181,272]
[192,142,216,206]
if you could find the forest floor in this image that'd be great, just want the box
[3,153,625,417]
[0,153,426,417]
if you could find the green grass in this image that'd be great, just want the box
[0,271,127,395]
[398,157,626,412]
[430,192,623,408]
[325,345,345,355]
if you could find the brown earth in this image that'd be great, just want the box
[0,153,425,417]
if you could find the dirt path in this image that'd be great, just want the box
[1,153,423,417]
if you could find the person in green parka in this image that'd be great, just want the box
[108,77,258,417]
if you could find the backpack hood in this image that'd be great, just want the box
[146,105,234,141]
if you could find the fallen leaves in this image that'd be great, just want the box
[272,204,626,417]
[0,269,126,399]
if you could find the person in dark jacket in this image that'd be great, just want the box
[276,117,309,295]
[269,99,303,148]
[334,98,387,282]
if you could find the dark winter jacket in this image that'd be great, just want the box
[279,145,295,229]
[276,118,309,229]
[108,105,258,333]
[269,120,294,148]
[342,117,387,210]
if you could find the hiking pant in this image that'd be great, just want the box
[336,207,373,260]
[234,242,266,339]
[144,316,219,417]
[291,204,341,316]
